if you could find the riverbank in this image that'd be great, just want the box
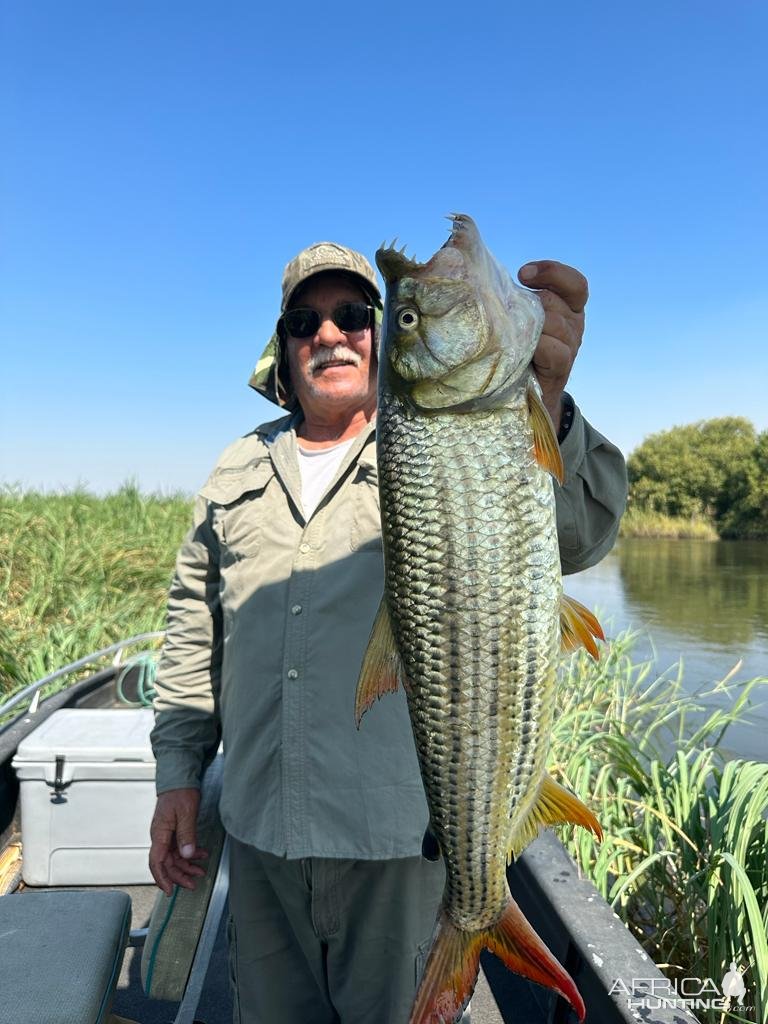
[619,508,718,539]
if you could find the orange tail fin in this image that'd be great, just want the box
[410,902,585,1024]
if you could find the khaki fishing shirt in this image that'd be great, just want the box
[151,403,627,859]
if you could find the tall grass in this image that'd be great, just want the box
[551,634,768,1024]
[620,507,719,539]
[0,484,191,695]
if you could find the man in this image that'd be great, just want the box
[149,240,628,1023]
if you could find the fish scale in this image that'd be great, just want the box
[357,214,603,1023]
[377,391,561,932]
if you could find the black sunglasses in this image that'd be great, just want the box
[281,302,374,339]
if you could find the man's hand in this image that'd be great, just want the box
[518,261,588,434]
[149,788,208,896]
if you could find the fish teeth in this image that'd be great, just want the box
[376,237,416,262]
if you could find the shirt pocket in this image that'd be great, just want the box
[200,458,274,563]
[349,462,383,554]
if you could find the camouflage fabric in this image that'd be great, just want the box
[249,242,383,409]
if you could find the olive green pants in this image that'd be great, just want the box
[228,838,446,1024]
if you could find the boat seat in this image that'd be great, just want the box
[0,888,131,1024]
[0,755,226,1024]
[140,752,229,1022]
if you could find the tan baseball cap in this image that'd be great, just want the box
[249,242,383,409]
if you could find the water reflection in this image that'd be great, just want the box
[566,539,768,763]
[618,539,768,646]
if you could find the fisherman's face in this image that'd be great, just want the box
[284,274,377,417]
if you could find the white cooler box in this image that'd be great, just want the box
[13,707,157,886]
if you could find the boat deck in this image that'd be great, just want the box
[104,884,518,1023]
[1,647,696,1024]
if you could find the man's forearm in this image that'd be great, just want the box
[555,399,628,575]
[151,495,223,793]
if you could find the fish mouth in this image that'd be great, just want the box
[375,242,422,284]
[376,216,474,283]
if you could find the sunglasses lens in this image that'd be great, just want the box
[282,303,371,338]
[334,303,371,332]
[283,309,320,338]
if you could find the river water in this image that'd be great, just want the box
[565,538,768,762]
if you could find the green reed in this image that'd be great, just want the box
[620,507,719,540]
[0,484,192,695]
[551,633,768,1024]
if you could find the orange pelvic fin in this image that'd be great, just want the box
[354,598,402,727]
[527,383,564,484]
[560,593,605,660]
[509,773,603,857]
[409,902,585,1024]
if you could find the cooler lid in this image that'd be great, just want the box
[13,708,155,763]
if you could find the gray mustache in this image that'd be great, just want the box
[308,346,362,372]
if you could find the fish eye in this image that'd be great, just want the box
[397,307,419,330]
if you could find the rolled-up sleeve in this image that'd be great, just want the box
[151,495,223,793]
[555,401,628,575]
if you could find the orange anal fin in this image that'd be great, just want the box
[527,383,564,484]
[354,598,402,727]
[560,593,605,660]
[409,903,585,1024]
[537,773,603,841]
[508,773,603,858]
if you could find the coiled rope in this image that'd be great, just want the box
[115,652,158,707]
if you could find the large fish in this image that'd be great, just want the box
[355,214,604,1024]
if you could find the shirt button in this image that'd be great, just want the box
[291,604,302,615]
[287,669,299,680]
[299,543,310,553]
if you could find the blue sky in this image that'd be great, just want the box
[2,1,766,494]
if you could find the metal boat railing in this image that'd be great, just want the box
[0,632,165,725]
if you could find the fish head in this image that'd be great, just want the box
[375,214,544,411]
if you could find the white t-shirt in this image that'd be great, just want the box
[297,438,356,519]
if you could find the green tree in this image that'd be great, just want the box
[628,418,757,523]
[719,431,768,539]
